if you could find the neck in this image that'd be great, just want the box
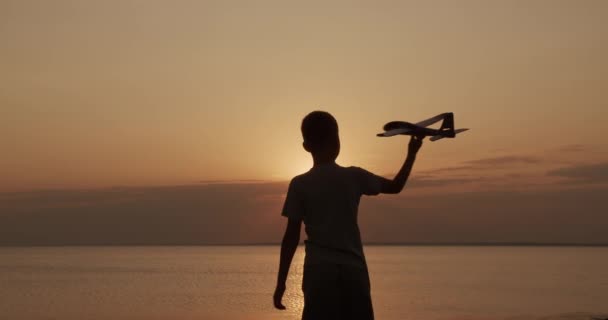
[312,155,336,167]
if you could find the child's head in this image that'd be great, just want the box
[301,111,340,160]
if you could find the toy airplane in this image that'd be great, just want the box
[377,112,469,141]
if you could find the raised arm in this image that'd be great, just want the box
[273,217,302,310]
[381,135,424,194]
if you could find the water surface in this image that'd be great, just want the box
[0,246,606,320]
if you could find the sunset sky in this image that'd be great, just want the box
[1,0,607,245]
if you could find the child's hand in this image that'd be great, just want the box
[273,283,286,310]
[408,135,424,154]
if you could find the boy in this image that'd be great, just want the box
[273,111,423,320]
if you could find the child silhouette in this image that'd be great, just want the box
[273,111,423,320]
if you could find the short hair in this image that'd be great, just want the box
[301,111,338,150]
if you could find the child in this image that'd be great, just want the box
[273,111,423,320]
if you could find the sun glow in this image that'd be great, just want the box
[281,156,313,180]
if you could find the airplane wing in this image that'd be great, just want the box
[377,127,412,137]
[415,113,448,128]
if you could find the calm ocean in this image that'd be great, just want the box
[0,246,606,320]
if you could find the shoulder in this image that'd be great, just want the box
[291,171,310,182]
[346,166,370,176]
[347,166,385,184]
[347,166,384,196]
[288,172,310,188]
[344,166,377,184]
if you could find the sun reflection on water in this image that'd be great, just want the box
[282,250,305,319]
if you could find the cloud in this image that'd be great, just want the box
[417,148,604,190]
[465,156,541,166]
[407,176,483,188]
[197,179,268,184]
[359,186,608,245]
[1,181,607,245]
[0,183,290,246]
[555,144,586,152]
[423,155,542,174]
[547,162,608,183]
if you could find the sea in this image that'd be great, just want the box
[0,246,606,320]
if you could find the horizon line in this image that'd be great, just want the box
[2,242,607,248]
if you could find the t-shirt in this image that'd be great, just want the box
[281,162,384,269]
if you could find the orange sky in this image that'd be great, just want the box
[1,0,607,191]
[1,1,608,245]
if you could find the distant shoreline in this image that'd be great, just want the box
[1,243,607,247]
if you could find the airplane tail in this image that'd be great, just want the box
[438,112,455,137]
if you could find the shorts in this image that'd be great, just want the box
[301,263,374,320]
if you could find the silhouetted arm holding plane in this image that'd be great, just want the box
[380,135,424,194]
[273,217,301,310]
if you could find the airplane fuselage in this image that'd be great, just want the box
[377,112,467,140]
[382,121,456,138]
